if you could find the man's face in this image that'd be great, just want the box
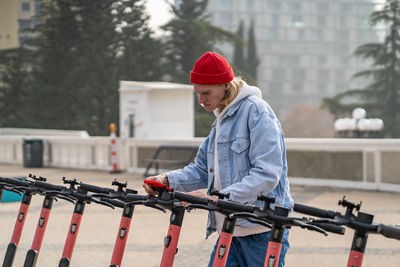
[193,83,226,112]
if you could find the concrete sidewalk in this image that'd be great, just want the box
[0,164,399,266]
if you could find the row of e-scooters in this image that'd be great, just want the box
[1,174,400,267]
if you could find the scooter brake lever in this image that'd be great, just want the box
[91,197,115,209]
[149,205,167,213]
[55,194,76,204]
[293,218,328,236]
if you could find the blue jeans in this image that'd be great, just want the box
[207,230,290,267]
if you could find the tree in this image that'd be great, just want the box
[162,0,239,83]
[114,0,165,81]
[0,47,33,127]
[323,0,400,137]
[25,0,163,135]
[28,0,83,130]
[246,20,260,81]
[233,20,246,72]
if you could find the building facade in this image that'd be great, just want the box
[205,0,382,121]
[0,0,41,50]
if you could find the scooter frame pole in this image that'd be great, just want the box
[109,204,135,267]
[160,205,185,267]
[346,212,374,267]
[2,192,32,267]
[264,226,285,267]
[23,195,54,267]
[212,216,236,267]
[58,200,85,267]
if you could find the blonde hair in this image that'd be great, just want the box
[218,77,243,111]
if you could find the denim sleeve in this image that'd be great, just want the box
[165,136,209,192]
[220,106,284,204]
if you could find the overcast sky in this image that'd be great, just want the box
[146,0,173,34]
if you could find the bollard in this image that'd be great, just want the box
[109,123,121,173]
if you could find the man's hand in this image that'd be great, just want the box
[143,173,168,195]
[181,190,219,206]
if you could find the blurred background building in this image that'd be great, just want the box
[0,0,41,50]
[204,0,382,122]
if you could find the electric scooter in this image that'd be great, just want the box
[79,179,145,267]
[143,180,186,267]
[294,196,400,267]
[2,175,45,267]
[173,190,343,267]
[53,178,115,267]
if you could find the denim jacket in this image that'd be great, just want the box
[166,81,294,238]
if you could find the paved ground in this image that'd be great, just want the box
[0,164,399,267]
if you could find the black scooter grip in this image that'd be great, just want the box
[124,193,148,202]
[313,222,346,235]
[294,203,337,219]
[35,180,65,191]
[173,192,209,205]
[216,199,257,213]
[4,177,30,187]
[377,224,400,240]
[79,182,113,194]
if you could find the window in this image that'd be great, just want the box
[272,69,286,81]
[35,2,41,12]
[316,2,329,13]
[309,29,323,41]
[267,1,281,12]
[271,14,280,27]
[316,16,326,27]
[292,69,306,81]
[22,2,30,11]
[287,2,301,13]
[317,69,331,81]
[282,55,300,67]
[317,56,327,66]
[289,15,304,28]
[267,28,279,40]
[217,0,232,12]
[19,19,32,30]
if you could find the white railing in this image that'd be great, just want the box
[1,136,399,192]
[285,138,400,192]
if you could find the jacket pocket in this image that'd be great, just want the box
[231,138,250,180]
[231,138,250,154]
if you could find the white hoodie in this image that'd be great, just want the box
[213,81,269,236]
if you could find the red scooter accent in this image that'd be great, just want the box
[61,212,83,260]
[3,192,32,267]
[144,180,172,191]
[31,206,52,251]
[110,216,132,266]
[347,250,364,267]
[10,195,31,245]
[110,204,134,267]
[212,231,233,267]
[160,224,182,267]
[23,195,54,267]
[264,241,281,267]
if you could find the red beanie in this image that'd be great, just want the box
[190,52,234,85]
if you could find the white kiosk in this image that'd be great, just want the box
[119,81,194,139]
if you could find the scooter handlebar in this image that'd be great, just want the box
[35,180,66,191]
[79,182,113,194]
[173,192,210,205]
[294,203,337,219]
[377,224,400,240]
[311,222,346,235]
[216,199,258,213]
